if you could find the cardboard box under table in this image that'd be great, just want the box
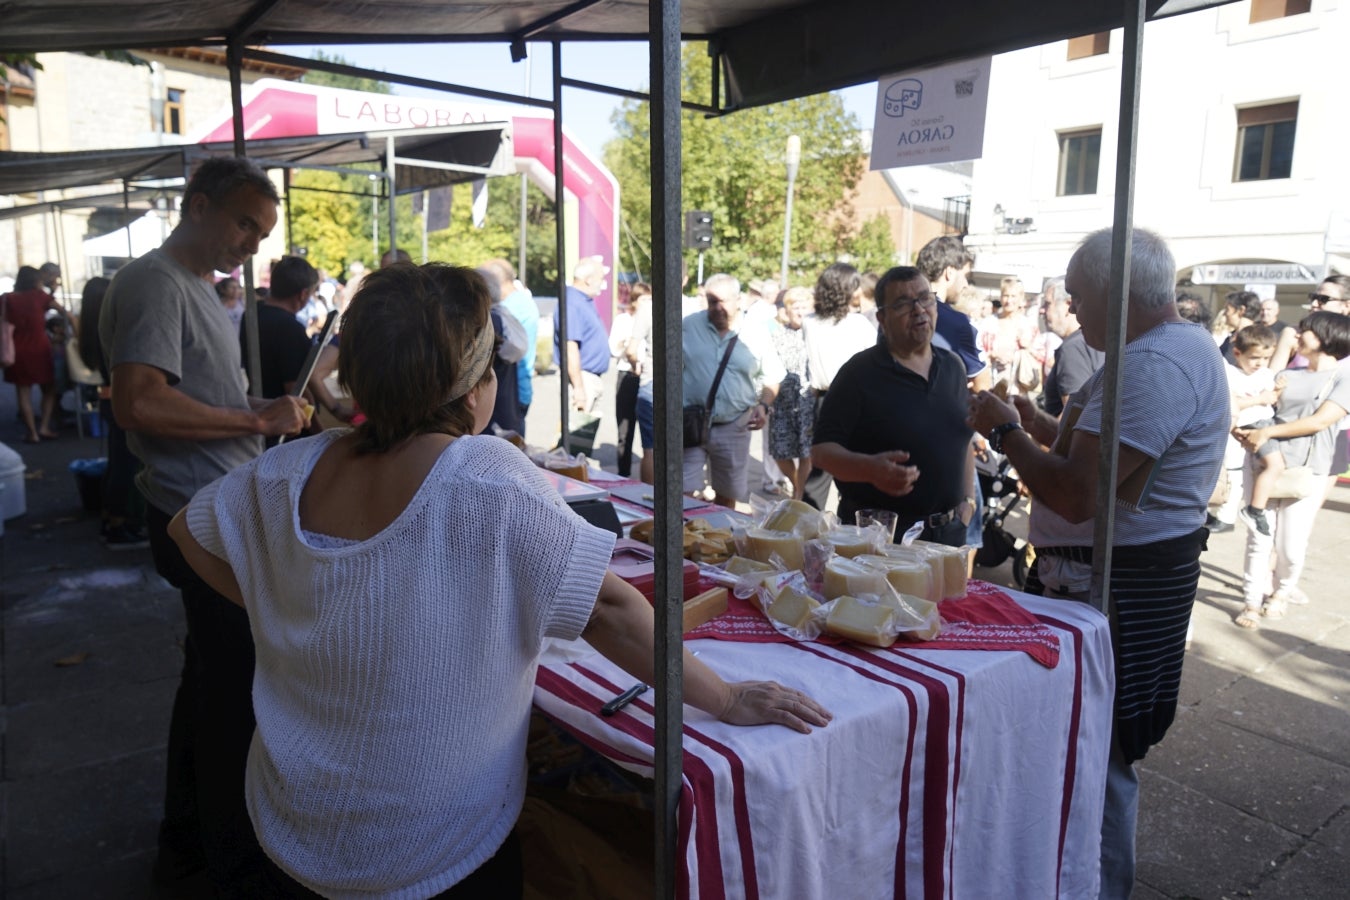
[532,588,1114,899]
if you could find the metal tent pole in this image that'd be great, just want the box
[1090,0,1146,614]
[651,0,684,895]
[552,41,571,452]
[228,39,262,398]
[386,136,397,258]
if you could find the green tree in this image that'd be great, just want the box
[849,214,901,275]
[302,50,391,94]
[603,43,874,288]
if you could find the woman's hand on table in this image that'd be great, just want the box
[717,680,833,734]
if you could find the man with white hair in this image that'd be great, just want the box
[554,255,612,415]
[683,273,783,508]
[969,227,1228,900]
[1040,275,1104,418]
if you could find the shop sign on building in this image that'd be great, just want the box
[1190,263,1324,285]
[870,57,992,170]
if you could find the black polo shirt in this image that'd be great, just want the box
[240,303,314,400]
[813,343,972,522]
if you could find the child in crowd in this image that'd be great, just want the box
[1227,324,1285,537]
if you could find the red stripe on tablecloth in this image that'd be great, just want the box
[535,668,716,897]
[653,715,760,900]
[837,647,953,900]
[891,650,966,896]
[789,641,921,900]
[1034,614,1086,897]
[568,664,731,900]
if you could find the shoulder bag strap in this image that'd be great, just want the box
[705,334,740,412]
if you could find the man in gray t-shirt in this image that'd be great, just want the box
[100,157,305,894]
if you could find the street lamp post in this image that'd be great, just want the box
[780,135,801,290]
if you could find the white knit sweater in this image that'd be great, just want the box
[186,430,616,899]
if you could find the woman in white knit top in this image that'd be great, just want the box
[168,264,831,899]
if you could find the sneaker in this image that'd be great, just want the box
[1205,513,1234,534]
[1238,506,1270,537]
[103,524,150,550]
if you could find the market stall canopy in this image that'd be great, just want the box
[0,0,1236,112]
[0,122,513,201]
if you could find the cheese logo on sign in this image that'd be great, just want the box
[883,78,923,118]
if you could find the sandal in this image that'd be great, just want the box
[1234,605,1262,630]
[1262,595,1289,620]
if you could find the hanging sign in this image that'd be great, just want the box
[870,57,992,170]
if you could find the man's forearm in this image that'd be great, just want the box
[812,442,875,482]
[1001,428,1094,522]
[565,341,585,391]
[116,381,263,441]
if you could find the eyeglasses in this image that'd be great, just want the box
[884,293,939,316]
[1307,292,1343,307]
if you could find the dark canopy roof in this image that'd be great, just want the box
[0,0,1232,112]
[0,123,513,201]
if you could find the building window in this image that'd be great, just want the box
[165,88,185,134]
[1249,0,1311,24]
[1233,101,1297,181]
[943,195,970,236]
[1057,128,1101,196]
[1066,32,1110,60]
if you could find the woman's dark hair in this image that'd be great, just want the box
[1224,290,1263,322]
[814,262,861,322]
[77,277,112,377]
[14,265,41,291]
[1298,311,1350,361]
[338,263,493,453]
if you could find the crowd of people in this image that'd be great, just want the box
[4,150,1348,899]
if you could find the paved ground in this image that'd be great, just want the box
[1,372,1346,898]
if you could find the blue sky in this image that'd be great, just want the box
[289,41,879,157]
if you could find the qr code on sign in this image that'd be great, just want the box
[954,79,974,97]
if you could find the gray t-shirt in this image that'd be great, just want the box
[100,248,262,513]
[1031,321,1228,546]
[1274,367,1350,474]
[1043,330,1105,416]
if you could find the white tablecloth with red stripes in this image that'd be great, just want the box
[533,591,1114,900]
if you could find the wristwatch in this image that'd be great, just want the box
[988,421,1023,453]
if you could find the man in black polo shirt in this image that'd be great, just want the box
[812,265,976,546]
[241,257,317,444]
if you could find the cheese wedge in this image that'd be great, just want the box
[768,585,820,630]
[857,554,934,603]
[683,587,729,631]
[822,556,890,601]
[724,556,776,576]
[825,595,898,648]
[745,528,805,571]
[762,499,824,537]
[910,540,969,599]
[879,544,945,604]
[823,525,876,558]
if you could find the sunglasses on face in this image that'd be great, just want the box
[1307,292,1342,306]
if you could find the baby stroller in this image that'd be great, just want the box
[974,451,1031,590]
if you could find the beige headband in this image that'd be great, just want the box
[444,324,495,404]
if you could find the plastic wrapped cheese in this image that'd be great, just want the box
[909,540,969,599]
[857,554,934,604]
[822,556,890,601]
[825,595,899,648]
[762,499,824,538]
[768,585,821,630]
[745,527,805,572]
[878,545,945,604]
[724,556,777,576]
[822,525,876,558]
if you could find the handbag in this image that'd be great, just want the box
[1268,466,1320,501]
[1207,467,1230,508]
[682,335,739,448]
[1264,374,1337,501]
[0,293,16,369]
